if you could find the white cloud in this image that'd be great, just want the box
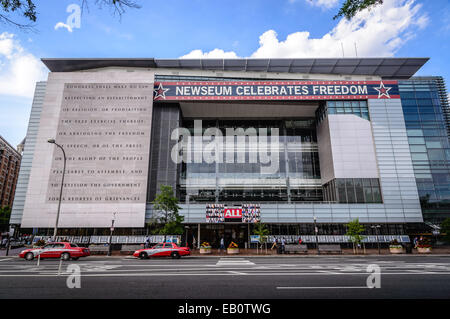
[54,22,73,33]
[304,0,339,9]
[180,48,239,59]
[0,32,47,98]
[181,0,428,59]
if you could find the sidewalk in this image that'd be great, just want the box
[187,247,450,256]
[0,247,24,257]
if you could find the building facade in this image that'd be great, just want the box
[9,57,450,244]
[0,136,21,209]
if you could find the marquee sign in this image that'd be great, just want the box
[154,80,399,101]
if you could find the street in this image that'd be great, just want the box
[0,255,450,299]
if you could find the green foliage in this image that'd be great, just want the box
[150,185,184,238]
[0,0,140,28]
[334,0,383,20]
[252,222,270,244]
[345,218,365,244]
[1,0,36,21]
[440,218,450,243]
[0,206,11,227]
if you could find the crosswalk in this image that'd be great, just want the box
[215,258,256,266]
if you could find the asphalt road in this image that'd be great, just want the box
[0,255,450,299]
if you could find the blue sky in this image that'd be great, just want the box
[1,0,449,146]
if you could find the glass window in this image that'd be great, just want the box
[354,179,364,203]
[426,140,442,148]
[410,145,427,152]
[372,187,382,203]
[346,179,356,203]
[404,114,420,121]
[407,129,423,136]
[408,137,425,144]
[364,187,373,203]
[428,150,445,161]
[411,153,429,161]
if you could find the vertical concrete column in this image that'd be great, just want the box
[197,223,201,249]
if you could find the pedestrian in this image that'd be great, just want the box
[281,237,286,254]
[220,237,225,251]
[271,237,277,250]
[413,236,418,248]
[298,237,303,245]
[2,237,8,248]
[193,236,197,249]
[144,235,150,248]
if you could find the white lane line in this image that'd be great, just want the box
[0,258,13,262]
[2,272,450,277]
[216,258,255,266]
[277,286,370,289]
[228,271,246,275]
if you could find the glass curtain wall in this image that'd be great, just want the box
[399,78,450,222]
[179,119,322,203]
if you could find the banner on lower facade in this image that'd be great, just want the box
[206,204,261,223]
[154,80,399,101]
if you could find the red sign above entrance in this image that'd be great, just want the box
[224,208,242,221]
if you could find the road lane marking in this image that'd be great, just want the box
[0,258,13,262]
[1,272,450,277]
[216,258,255,266]
[277,286,370,289]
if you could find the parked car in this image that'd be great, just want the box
[133,242,190,259]
[19,242,90,261]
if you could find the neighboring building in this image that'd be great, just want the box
[9,57,450,243]
[17,138,26,155]
[0,135,21,209]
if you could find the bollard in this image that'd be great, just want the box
[58,257,63,276]
[37,254,41,267]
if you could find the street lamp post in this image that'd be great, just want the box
[47,139,66,241]
[371,225,381,254]
[108,213,116,256]
[314,216,319,255]
[184,225,190,247]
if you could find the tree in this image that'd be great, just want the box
[441,218,450,243]
[0,206,11,231]
[150,185,183,243]
[345,218,365,254]
[334,0,383,20]
[0,0,141,29]
[252,222,270,254]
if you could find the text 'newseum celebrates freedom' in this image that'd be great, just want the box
[153,80,399,101]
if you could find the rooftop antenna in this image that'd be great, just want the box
[354,42,358,57]
[341,42,345,57]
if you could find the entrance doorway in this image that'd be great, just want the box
[189,223,250,249]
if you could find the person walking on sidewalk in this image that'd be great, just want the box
[220,237,225,252]
[281,238,286,254]
[271,237,277,250]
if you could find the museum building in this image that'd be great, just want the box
[9,58,450,246]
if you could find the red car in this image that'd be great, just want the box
[133,242,190,259]
[19,242,90,261]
